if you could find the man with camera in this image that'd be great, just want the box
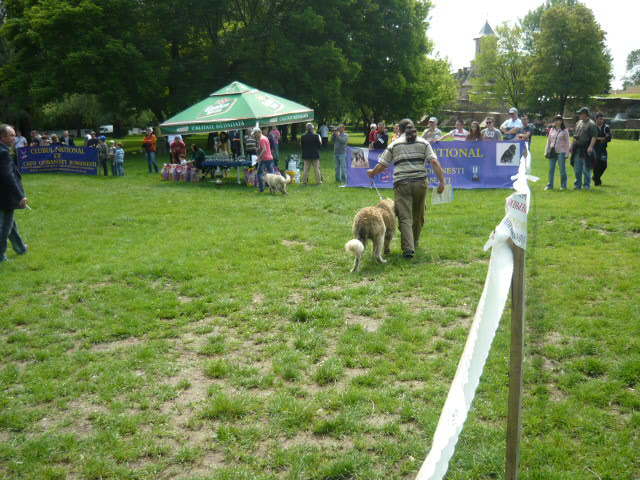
[570,107,597,190]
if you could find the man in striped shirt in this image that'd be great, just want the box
[367,119,445,258]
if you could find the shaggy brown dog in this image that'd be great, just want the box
[344,198,396,272]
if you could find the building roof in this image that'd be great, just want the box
[475,21,495,38]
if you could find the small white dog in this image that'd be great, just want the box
[265,172,291,194]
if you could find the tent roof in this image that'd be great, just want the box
[159,81,314,135]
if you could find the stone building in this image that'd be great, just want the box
[455,21,495,103]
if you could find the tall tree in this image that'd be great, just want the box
[623,49,640,89]
[520,0,578,53]
[527,3,612,115]
[470,24,529,110]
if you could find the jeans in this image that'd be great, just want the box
[110,158,116,176]
[573,153,592,190]
[394,178,428,253]
[0,209,27,262]
[257,160,275,192]
[146,151,158,173]
[115,161,125,176]
[547,153,567,189]
[335,153,347,183]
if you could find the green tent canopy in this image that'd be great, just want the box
[159,81,314,135]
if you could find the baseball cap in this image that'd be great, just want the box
[370,123,377,129]
[576,107,590,114]
[99,135,106,141]
[251,127,261,135]
[428,117,438,123]
[508,107,518,114]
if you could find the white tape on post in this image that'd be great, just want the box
[415,156,536,480]
[415,222,513,480]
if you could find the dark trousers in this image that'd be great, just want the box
[99,158,109,176]
[257,160,275,192]
[0,209,27,261]
[593,152,608,186]
[394,178,428,253]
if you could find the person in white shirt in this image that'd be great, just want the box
[500,107,523,140]
[319,123,329,148]
[14,130,27,149]
[441,119,469,141]
[422,117,443,143]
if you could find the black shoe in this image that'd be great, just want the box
[403,250,415,259]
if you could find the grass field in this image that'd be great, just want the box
[1,135,639,480]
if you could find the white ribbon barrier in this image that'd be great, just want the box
[416,151,537,480]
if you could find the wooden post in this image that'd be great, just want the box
[506,242,526,480]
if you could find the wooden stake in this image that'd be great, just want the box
[506,242,526,480]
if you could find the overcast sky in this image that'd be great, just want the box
[428,0,639,90]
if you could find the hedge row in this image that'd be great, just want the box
[611,129,640,141]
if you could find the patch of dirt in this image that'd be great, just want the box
[174,451,226,479]
[288,292,304,304]
[345,312,381,332]
[252,293,265,305]
[282,239,313,251]
[367,413,399,428]
[90,337,144,353]
[281,431,354,450]
[580,219,611,236]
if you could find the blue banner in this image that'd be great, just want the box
[18,146,98,175]
[346,140,525,189]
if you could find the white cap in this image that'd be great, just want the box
[508,107,518,114]
[251,127,261,135]
[370,123,377,129]
[428,117,438,123]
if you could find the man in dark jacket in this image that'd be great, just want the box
[0,124,28,263]
[593,112,612,186]
[300,123,323,184]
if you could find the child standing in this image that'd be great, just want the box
[114,143,125,176]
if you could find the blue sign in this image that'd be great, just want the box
[346,140,525,189]
[18,146,98,175]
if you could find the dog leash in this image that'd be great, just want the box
[370,179,384,200]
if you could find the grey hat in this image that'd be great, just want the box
[508,107,518,114]
[576,107,590,115]
[428,117,438,123]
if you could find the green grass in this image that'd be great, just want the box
[0,136,638,479]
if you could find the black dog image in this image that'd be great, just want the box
[500,144,517,164]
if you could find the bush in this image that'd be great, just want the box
[611,129,640,140]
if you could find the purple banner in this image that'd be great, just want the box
[346,140,525,189]
[18,145,98,175]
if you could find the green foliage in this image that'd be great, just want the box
[624,49,640,89]
[527,3,612,115]
[40,94,106,132]
[0,0,455,132]
[520,0,579,53]
[610,129,640,141]
[471,24,529,110]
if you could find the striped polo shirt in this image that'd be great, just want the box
[378,136,437,185]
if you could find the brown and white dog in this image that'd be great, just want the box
[265,172,291,194]
[345,198,396,272]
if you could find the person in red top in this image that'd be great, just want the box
[254,127,274,193]
[368,123,378,148]
[170,135,187,164]
[142,127,159,173]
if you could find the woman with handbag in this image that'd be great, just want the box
[544,115,570,190]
